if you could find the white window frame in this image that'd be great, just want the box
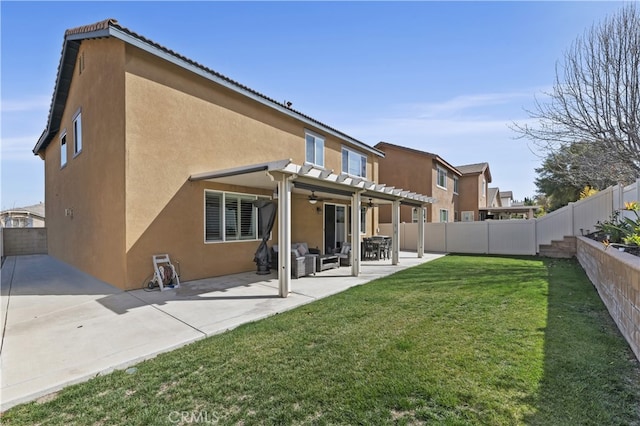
[204,190,267,243]
[453,176,459,194]
[60,131,67,168]
[412,207,426,223]
[439,209,449,223]
[436,166,447,189]
[348,206,367,235]
[342,147,367,178]
[73,109,82,156]
[305,130,324,167]
[462,211,474,222]
[482,178,486,196]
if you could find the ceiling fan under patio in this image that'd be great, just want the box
[308,191,333,204]
[365,198,381,209]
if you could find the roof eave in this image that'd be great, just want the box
[34,21,384,159]
[33,39,81,155]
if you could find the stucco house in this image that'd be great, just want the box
[484,189,540,220]
[499,190,514,207]
[375,142,461,223]
[456,162,492,222]
[0,203,45,228]
[32,19,434,295]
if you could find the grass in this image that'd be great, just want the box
[2,255,640,425]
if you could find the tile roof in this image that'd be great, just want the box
[456,162,492,183]
[34,19,383,158]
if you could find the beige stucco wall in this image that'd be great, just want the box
[377,145,458,223]
[44,37,382,290]
[121,43,379,289]
[44,38,127,287]
[458,172,489,220]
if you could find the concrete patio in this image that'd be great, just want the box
[0,252,444,411]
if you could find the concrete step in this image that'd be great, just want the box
[538,236,576,258]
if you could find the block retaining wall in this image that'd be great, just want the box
[576,236,640,362]
[2,228,48,256]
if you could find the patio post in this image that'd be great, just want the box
[417,206,425,258]
[277,174,293,297]
[392,200,400,265]
[351,191,361,276]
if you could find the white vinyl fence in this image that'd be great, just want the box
[379,179,640,255]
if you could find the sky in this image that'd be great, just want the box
[0,1,628,210]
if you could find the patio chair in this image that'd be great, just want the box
[362,238,377,260]
[380,237,391,260]
[270,245,316,278]
[335,243,352,266]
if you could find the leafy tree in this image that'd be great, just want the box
[514,4,640,186]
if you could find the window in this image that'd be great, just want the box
[305,131,324,167]
[482,178,486,196]
[342,147,367,177]
[439,209,449,223]
[453,176,459,194]
[462,211,474,222]
[412,207,426,223]
[205,191,265,242]
[60,131,67,168]
[73,111,82,156]
[437,166,447,189]
[348,206,367,234]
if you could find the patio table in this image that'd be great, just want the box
[316,255,339,271]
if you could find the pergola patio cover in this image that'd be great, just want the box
[190,159,435,297]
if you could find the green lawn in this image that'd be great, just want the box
[3,255,640,425]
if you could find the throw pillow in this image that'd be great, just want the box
[297,244,308,256]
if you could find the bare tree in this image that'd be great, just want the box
[514,3,640,184]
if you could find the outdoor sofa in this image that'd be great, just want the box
[270,243,319,278]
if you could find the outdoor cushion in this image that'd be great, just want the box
[296,243,308,256]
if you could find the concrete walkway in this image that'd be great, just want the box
[0,252,444,411]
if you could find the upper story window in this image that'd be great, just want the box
[60,131,67,168]
[305,131,324,167]
[73,110,82,156]
[342,147,366,178]
[437,166,447,189]
[453,176,459,194]
[205,191,267,243]
[482,178,486,196]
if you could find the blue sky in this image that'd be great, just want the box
[1,1,627,209]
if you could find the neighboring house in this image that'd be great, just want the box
[375,142,461,223]
[500,190,513,207]
[456,163,492,222]
[483,189,540,220]
[487,188,502,208]
[1,203,45,228]
[480,188,541,220]
[32,19,434,294]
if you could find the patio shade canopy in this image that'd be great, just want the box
[189,159,437,206]
[190,159,433,298]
